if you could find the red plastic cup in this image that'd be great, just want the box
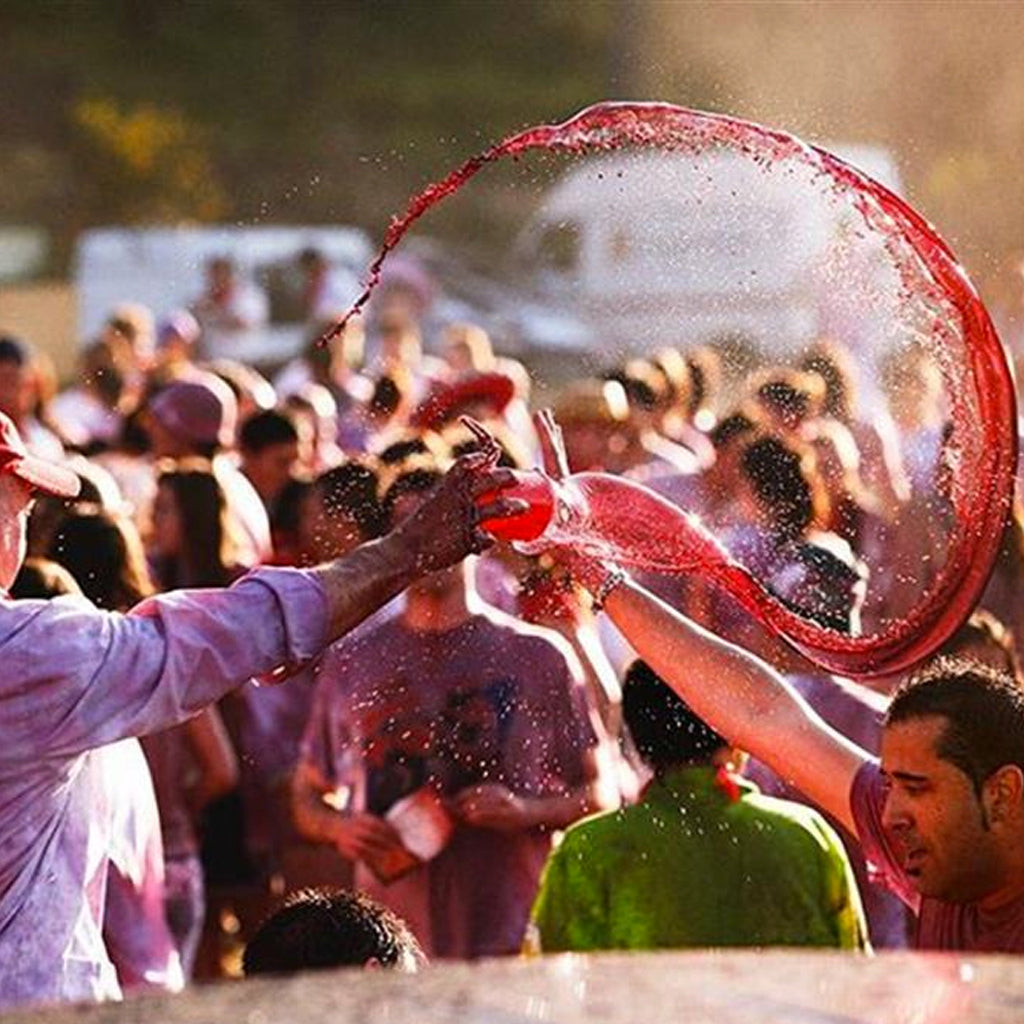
[477,471,556,542]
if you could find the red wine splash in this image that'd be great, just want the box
[329,101,1017,677]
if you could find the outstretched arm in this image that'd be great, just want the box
[532,407,868,832]
[602,578,867,832]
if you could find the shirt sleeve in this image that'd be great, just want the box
[1,567,328,761]
[849,759,921,912]
[810,812,871,950]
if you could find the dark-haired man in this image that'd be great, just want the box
[244,886,424,975]
[536,407,1024,953]
[530,660,866,951]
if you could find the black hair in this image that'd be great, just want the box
[369,375,405,418]
[240,409,299,454]
[710,411,755,450]
[887,657,1024,797]
[378,436,432,465]
[380,465,442,529]
[314,462,385,541]
[0,335,28,367]
[243,887,424,976]
[741,436,814,541]
[10,557,82,600]
[622,660,728,772]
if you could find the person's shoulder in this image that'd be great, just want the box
[558,804,634,852]
[472,605,578,667]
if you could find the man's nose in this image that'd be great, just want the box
[881,788,910,832]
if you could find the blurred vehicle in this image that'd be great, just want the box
[74,226,371,367]
[513,145,903,358]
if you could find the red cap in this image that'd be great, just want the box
[0,412,80,498]
[409,372,516,431]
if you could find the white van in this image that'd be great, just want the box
[74,225,371,365]
[513,145,903,357]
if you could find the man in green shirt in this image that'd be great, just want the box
[530,660,868,952]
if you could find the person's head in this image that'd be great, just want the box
[623,659,731,774]
[297,246,328,277]
[207,255,236,293]
[10,556,82,600]
[942,609,1020,678]
[740,435,826,542]
[239,410,300,503]
[48,507,154,612]
[366,371,412,431]
[800,341,858,423]
[207,359,277,427]
[881,658,1024,902]
[376,312,421,367]
[0,412,80,589]
[103,303,155,370]
[146,373,238,459]
[553,378,631,473]
[685,345,722,430]
[442,323,494,374]
[300,461,384,562]
[155,310,201,368]
[0,335,34,427]
[151,461,237,587]
[243,887,425,976]
[284,385,339,473]
[381,460,465,599]
[750,368,825,435]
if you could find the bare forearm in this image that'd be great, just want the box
[602,579,865,830]
[309,535,418,643]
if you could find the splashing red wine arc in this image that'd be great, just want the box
[326,102,1017,677]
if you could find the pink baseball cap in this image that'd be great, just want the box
[148,373,238,449]
[0,412,80,498]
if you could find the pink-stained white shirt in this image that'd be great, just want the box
[0,567,328,1009]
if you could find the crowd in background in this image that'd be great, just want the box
[5,247,1024,994]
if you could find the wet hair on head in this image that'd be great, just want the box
[886,657,1024,798]
[243,886,424,976]
[380,459,443,529]
[623,659,728,772]
[313,461,386,542]
[740,436,817,540]
[240,409,299,454]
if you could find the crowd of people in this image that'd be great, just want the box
[3,250,1024,1010]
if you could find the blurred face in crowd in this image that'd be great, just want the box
[150,481,184,560]
[0,358,33,426]
[299,487,363,563]
[243,440,298,504]
[880,715,1005,902]
[0,473,32,589]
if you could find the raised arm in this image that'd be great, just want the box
[601,578,867,832]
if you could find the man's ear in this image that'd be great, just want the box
[363,957,382,971]
[983,765,1024,827]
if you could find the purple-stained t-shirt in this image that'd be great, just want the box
[99,739,183,994]
[300,605,598,959]
[851,759,1024,952]
[0,567,328,1009]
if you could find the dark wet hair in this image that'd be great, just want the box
[10,557,82,600]
[886,657,1024,797]
[710,411,756,450]
[741,436,815,541]
[243,887,424,975]
[0,335,29,367]
[380,464,443,529]
[313,461,385,541]
[623,660,728,772]
[240,409,299,454]
[49,508,154,611]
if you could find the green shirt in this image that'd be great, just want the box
[530,766,868,952]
